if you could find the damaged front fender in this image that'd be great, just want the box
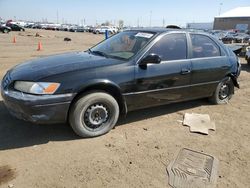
[229,73,240,89]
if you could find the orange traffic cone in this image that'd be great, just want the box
[37,42,42,51]
[13,36,16,43]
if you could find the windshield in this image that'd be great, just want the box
[90,31,156,60]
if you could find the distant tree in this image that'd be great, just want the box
[118,20,124,29]
[101,20,110,26]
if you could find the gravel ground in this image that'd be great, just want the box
[0,29,249,188]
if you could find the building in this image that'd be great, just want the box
[186,22,213,30]
[214,7,250,31]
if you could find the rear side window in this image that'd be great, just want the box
[190,34,220,58]
[148,33,187,61]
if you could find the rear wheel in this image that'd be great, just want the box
[209,77,234,104]
[69,92,119,137]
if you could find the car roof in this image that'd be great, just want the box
[125,27,212,36]
[125,27,176,34]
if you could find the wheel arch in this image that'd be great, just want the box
[68,79,127,119]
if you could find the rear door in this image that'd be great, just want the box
[188,33,230,98]
[127,33,192,110]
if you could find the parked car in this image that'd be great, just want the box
[0,25,11,33]
[32,24,43,29]
[24,23,34,28]
[59,25,70,31]
[93,26,116,34]
[1,29,241,137]
[245,46,250,64]
[234,33,250,43]
[7,23,25,31]
[86,26,95,33]
[221,32,237,44]
[210,30,227,41]
[69,26,78,32]
[44,25,59,31]
[76,26,86,32]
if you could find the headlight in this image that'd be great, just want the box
[14,81,60,95]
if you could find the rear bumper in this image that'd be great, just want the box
[1,86,75,124]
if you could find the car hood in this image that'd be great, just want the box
[9,51,123,81]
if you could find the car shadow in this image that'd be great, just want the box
[117,99,209,126]
[0,101,78,150]
[0,99,209,150]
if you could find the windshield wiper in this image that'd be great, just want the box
[88,49,109,58]
[87,49,127,61]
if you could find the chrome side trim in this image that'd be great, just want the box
[123,81,219,96]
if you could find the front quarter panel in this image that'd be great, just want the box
[39,61,135,97]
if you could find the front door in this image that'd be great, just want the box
[125,33,192,111]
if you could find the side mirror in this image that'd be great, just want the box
[139,54,161,69]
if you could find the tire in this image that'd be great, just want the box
[209,77,234,104]
[3,29,9,33]
[69,92,119,137]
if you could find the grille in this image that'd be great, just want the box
[2,72,11,89]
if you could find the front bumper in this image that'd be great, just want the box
[1,86,75,124]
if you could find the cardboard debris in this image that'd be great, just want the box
[183,113,215,135]
[167,148,219,188]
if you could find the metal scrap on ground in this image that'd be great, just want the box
[167,148,219,188]
[183,113,216,135]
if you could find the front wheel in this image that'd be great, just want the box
[69,92,119,137]
[209,77,234,104]
[3,29,9,33]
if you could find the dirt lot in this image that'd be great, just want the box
[0,29,250,188]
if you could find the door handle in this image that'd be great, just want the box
[181,68,191,75]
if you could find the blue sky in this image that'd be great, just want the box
[0,0,249,26]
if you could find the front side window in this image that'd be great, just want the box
[190,34,220,58]
[147,33,187,61]
[90,31,156,60]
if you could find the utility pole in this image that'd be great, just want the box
[219,3,223,15]
[149,11,152,27]
[162,18,165,27]
[56,10,59,23]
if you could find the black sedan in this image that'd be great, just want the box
[7,24,25,31]
[1,28,241,137]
